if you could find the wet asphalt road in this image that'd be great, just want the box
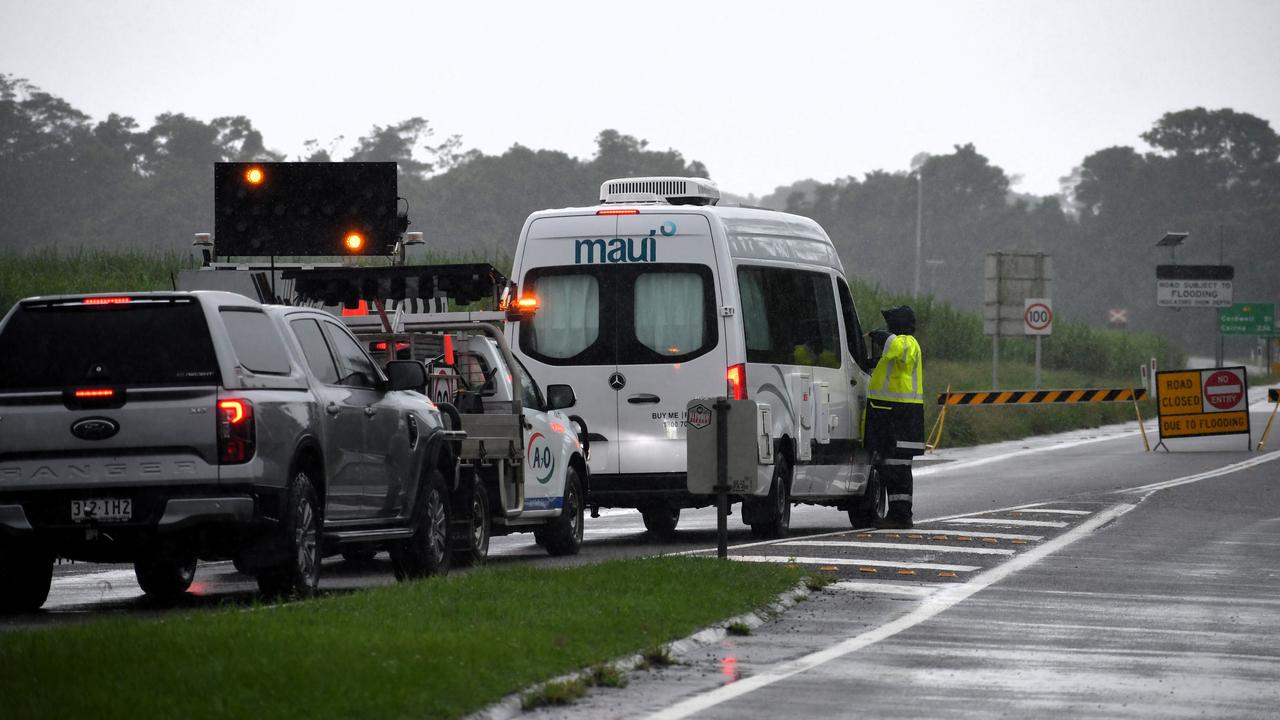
[7,389,1280,719]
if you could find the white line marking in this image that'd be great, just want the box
[646,503,1135,720]
[826,581,941,598]
[938,517,1068,528]
[732,556,981,572]
[1006,508,1092,515]
[779,540,1015,556]
[1124,451,1280,493]
[871,529,1044,540]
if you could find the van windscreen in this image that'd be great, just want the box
[0,299,219,391]
[519,264,716,366]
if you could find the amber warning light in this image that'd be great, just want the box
[344,232,365,252]
[244,166,265,185]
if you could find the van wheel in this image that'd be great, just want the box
[543,468,584,556]
[134,548,196,601]
[391,469,451,579]
[257,470,321,599]
[751,458,792,539]
[454,483,491,567]
[0,547,54,614]
[848,465,889,529]
[641,504,680,537]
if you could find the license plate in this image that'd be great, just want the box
[70,498,133,523]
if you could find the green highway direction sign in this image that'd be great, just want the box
[1218,302,1275,336]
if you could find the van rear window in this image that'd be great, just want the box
[519,264,716,366]
[0,299,219,391]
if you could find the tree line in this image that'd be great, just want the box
[3,73,1277,354]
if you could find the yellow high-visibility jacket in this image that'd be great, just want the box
[868,333,924,404]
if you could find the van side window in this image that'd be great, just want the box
[526,273,601,360]
[290,318,340,385]
[836,278,871,372]
[736,266,841,369]
[634,272,704,356]
[220,308,293,375]
[323,322,380,389]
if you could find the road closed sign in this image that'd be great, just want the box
[1155,367,1251,440]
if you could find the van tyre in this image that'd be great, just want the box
[134,548,197,601]
[257,469,321,599]
[543,467,585,556]
[391,469,451,579]
[751,458,792,539]
[0,547,54,614]
[453,483,491,567]
[848,464,889,529]
[641,504,680,537]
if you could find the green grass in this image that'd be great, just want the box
[725,621,752,636]
[0,557,803,720]
[521,678,588,710]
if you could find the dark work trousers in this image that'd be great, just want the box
[864,400,926,520]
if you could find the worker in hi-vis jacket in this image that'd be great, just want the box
[865,305,925,529]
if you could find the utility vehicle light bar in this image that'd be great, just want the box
[283,263,508,309]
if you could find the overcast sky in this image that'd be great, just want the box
[2,0,1277,198]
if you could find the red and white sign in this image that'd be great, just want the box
[1108,308,1128,325]
[1203,370,1245,411]
[1023,298,1053,336]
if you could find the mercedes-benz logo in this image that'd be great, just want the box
[608,372,626,391]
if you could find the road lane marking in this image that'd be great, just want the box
[938,517,1068,527]
[732,556,981,572]
[646,502,1135,720]
[827,581,940,598]
[1008,509,1093,515]
[871,529,1044,541]
[779,540,1015,556]
[913,428,1152,477]
[1124,451,1280,493]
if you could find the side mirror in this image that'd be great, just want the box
[545,384,577,411]
[386,360,427,392]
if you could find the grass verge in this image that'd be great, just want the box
[0,557,803,720]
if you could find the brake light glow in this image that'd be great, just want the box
[443,334,455,366]
[82,297,131,306]
[596,208,640,215]
[217,398,256,464]
[74,388,115,399]
[218,399,247,424]
[726,363,747,400]
[372,341,411,352]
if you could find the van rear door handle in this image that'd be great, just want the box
[627,394,661,404]
[326,403,340,415]
[363,406,377,417]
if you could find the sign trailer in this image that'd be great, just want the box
[1155,366,1251,450]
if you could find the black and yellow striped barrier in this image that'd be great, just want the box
[937,388,1148,405]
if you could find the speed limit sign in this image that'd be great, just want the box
[1024,298,1053,336]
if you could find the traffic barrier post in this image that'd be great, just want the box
[1260,388,1280,452]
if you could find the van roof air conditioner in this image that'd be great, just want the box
[599,177,720,206]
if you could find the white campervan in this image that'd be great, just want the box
[506,177,887,537]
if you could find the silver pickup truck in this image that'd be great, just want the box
[0,291,458,612]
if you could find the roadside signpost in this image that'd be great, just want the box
[1218,303,1274,336]
[1155,265,1234,308]
[985,252,1051,389]
[1154,367,1251,450]
[1023,298,1052,388]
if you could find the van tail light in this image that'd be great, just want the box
[217,398,256,464]
[726,364,747,400]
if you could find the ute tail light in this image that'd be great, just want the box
[217,398,256,464]
[726,363,746,400]
[82,297,131,306]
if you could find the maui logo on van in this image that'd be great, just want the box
[573,222,676,264]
